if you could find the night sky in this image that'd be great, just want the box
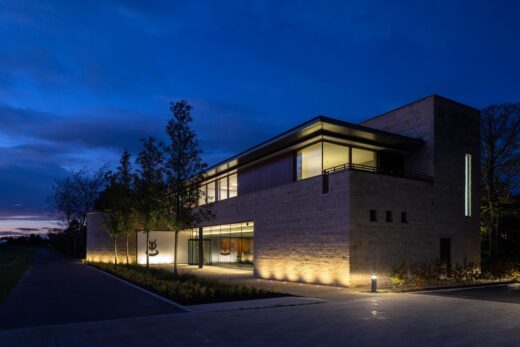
[1,0,519,235]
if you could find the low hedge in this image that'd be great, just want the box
[89,262,283,305]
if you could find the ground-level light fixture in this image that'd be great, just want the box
[371,275,378,293]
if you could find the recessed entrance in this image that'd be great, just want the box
[188,222,254,269]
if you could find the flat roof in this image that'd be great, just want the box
[204,114,424,177]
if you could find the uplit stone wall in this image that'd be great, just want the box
[85,95,481,288]
[204,171,351,286]
[347,171,436,286]
[358,95,481,284]
[85,212,137,263]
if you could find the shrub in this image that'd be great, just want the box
[89,262,282,305]
[389,263,406,289]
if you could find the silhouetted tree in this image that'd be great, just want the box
[164,100,212,275]
[481,103,520,262]
[48,167,108,258]
[134,138,165,268]
[98,150,136,264]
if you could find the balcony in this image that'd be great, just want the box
[323,163,433,182]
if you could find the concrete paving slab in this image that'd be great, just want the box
[189,296,326,312]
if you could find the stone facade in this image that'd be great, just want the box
[85,212,137,264]
[361,95,481,282]
[205,171,350,286]
[86,95,481,288]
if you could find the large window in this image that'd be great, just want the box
[296,143,322,180]
[465,154,472,217]
[219,176,228,201]
[198,185,206,206]
[297,141,376,180]
[323,142,349,171]
[229,173,238,198]
[198,172,238,206]
[207,181,216,203]
[352,148,376,167]
[189,222,254,269]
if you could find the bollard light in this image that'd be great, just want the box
[371,275,378,293]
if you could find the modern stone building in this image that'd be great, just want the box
[86,95,480,287]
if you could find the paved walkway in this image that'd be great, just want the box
[1,287,520,346]
[0,249,183,330]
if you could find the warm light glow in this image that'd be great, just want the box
[371,275,377,280]
[465,153,472,217]
[256,257,350,287]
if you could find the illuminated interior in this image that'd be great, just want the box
[198,172,238,206]
[297,141,377,180]
[188,222,254,269]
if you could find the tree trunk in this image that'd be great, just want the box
[173,229,179,276]
[114,236,118,264]
[125,233,129,265]
[146,230,150,268]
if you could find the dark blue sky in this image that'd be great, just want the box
[0,0,519,231]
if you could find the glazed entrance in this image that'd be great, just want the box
[188,222,254,269]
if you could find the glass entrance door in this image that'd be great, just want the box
[188,239,211,265]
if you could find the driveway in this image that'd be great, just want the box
[1,289,520,346]
[0,249,184,330]
[416,283,520,304]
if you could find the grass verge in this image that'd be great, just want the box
[89,262,285,305]
[0,246,36,303]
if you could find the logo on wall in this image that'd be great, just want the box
[148,239,159,256]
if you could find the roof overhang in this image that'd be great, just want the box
[205,116,424,177]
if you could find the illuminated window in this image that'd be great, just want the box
[219,176,228,201]
[323,142,349,171]
[352,148,376,167]
[465,154,472,217]
[207,181,216,203]
[296,143,322,180]
[198,185,206,206]
[229,173,238,198]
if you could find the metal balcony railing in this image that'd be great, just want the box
[323,163,433,182]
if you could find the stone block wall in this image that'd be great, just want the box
[205,171,351,286]
[359,95,481,278]
[346,171,436,286]
[86,212,137,263]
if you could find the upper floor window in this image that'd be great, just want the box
[229,173,238,198]
[198,172,238,206]
[296,143,322,180]
[297,141,376,180]
[352,148,376,167]
[465,154,472,217]
[323,142,350,171]
[207,181,216,203]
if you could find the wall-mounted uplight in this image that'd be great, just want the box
[371,275,378,293]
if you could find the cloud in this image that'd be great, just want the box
[0,231,24,237]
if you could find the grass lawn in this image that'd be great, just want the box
[89,262,286,305]
[0,245,36,303]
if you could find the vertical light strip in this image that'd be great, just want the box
[464,154,472,217]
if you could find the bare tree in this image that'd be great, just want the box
[48,166,108,257]
[481,103,520,262]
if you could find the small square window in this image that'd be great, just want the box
[401,212,408,223]
[386,211,392,223]
[370,210,377,222]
